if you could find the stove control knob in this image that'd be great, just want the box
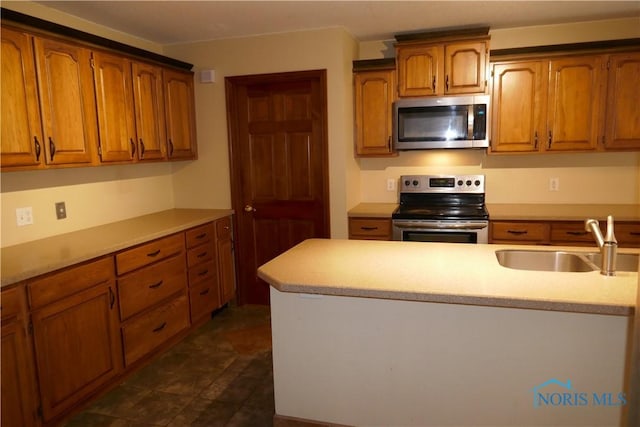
[475,180,481,187]
[457,180,463,186]
[412,180,419,186]
[404,180,411,187]
[466,180,472,186]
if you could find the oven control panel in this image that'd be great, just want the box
[400,175,485,193]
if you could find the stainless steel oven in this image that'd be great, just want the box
[392,175,489,244]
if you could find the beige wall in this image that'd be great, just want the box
[164,28,360,239]
[1,2,638,247]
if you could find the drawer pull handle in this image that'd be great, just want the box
[360,226,378,231]
[152,322,167,333]
[149,280,163,289]
[147,249,161,257]
[630,232,640,236]
[566,231,589,236]
[199,289,210,296]
[507,230,528,235]
[196,233,207,239]
[198,269,209,277]
[197,252,208,258]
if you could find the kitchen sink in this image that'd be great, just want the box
[583,252,639,273]
[495,250,596,272]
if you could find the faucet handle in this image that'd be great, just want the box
[605,215,617,244]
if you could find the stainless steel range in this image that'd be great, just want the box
[392,175,489,243]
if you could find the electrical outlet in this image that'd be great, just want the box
[16,207,33,226]
[55,202,67,220]
[386,178,396,192]
[549,177,560,192]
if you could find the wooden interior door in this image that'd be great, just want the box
[226,70,330,305]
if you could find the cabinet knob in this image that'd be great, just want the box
[244,205,256,212]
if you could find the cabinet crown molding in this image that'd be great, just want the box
[1,7,193,71]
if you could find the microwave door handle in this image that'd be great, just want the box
[467,106,474,140]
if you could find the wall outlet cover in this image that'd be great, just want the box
[55,202,67,220]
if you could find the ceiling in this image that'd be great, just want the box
[29,1,640,45]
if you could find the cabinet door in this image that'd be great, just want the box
[31,282,121,422]
[93,51,137,162]
[132,62,166,160]
[163,68,197,159]
[1,286,39,427]
[444,41,488,94]
[216,217,236,305]
[604,52,640,150]
[490,61,547,152]
[34,37,98,166]
[1,27,44,169]
[354,69,395,156]
[397,45,443,97]
[546,55,605,151]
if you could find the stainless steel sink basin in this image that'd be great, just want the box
[583,252,639,273]
[495,250,596,272]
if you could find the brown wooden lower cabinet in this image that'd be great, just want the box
[216,216,236,305]
[0,215,236,426]
[121,293,190,366]
[1,285,40,427]
[490,220,640,247]
[348,217,392,240]
[29,263,122,423]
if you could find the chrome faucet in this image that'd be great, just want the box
[585,215,617,276]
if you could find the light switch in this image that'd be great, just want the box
[16,207,33,226]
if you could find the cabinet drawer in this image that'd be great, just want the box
[491,221,550,242]
[216,216,232,240]
[348,218,391,239]
[116,233,184,275]
[1,285,23,320]
[185,223,214,249]
[617,223,640,246]
[117,255,187,320]
[121,294,189,367]
[188,260,217,287]
[189,280,220,323]
[186,244,214,268]
[550,222,597,243]
[28,257,115,309]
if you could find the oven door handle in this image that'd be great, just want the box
[393,221,489,230]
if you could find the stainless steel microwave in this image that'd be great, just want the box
[392,95,489,150]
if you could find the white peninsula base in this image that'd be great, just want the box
[270,287,630,427]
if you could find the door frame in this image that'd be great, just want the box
[225,69,331,305]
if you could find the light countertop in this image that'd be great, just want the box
[258,238,639,316]
[348,202,640,221]
[1,209,233,287]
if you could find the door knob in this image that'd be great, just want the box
[244,205,256,212]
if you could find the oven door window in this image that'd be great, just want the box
[402,230,478,244]
[398,106,469,142]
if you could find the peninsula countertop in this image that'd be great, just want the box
[1,208,233,287]
[258,238,639,316]
[348,202,640,221]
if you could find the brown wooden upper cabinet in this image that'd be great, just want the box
[353,60,396,156]
[163,68,198,160]
[1,27,98,169]
[1,27,44,169]
[604,52,640,150]
[93,51,168,163]
[491,51,640,153]
[1,23,197,171]
[396,38,489,97]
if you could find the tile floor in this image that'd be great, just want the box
[63,305,274,427]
